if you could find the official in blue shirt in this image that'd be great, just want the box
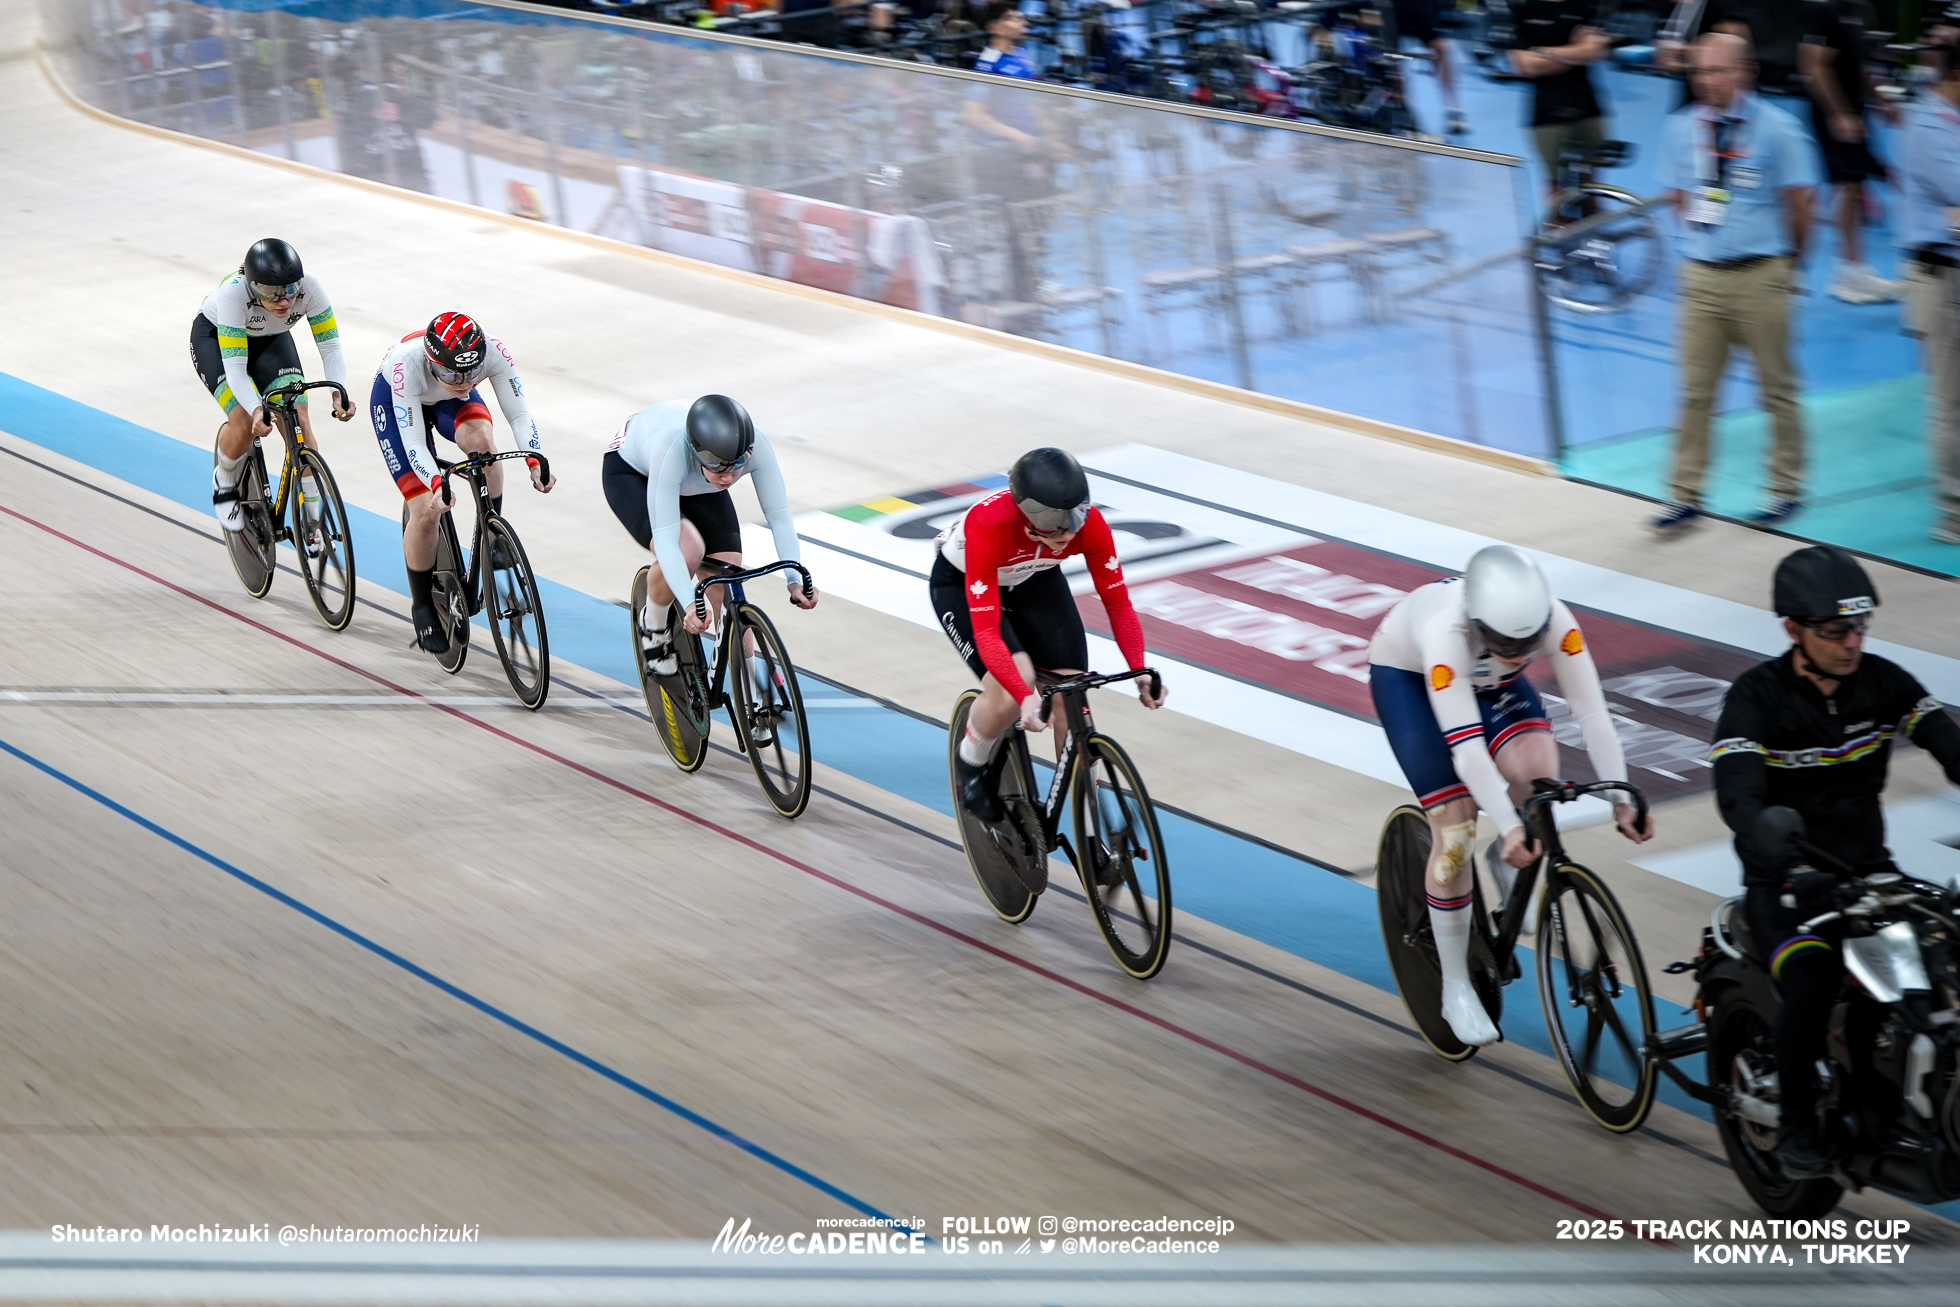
[961,3,1057,306]
[1897,44,1960,544]
[1650,33,1822,535]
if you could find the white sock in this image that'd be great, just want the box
[642,602,670,635]
[958,725,997,767]
[214,450,243,485]
[1428,887,1477,989]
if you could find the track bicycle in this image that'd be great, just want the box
[630,559,814,819]
[1376,778,1659,1131]
[1533,141,1666,314]
[949,669,1172,979]
[416,451,551,710]
[221,379,356,630]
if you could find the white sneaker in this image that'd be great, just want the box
[212,466,244,533]
[1830,264,1898,304]
[1440,978,1501,1046]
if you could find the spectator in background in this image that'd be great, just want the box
[1651,33,1821,535]
[962,3,1056,305]
[1896,40,1960,544]
[1393,0,1469,135]
[1801,0,1899,304]
[1492,0,1611,195]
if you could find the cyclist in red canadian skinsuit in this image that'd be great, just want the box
[928,448,1163,820]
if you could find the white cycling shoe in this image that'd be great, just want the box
[212,467,244,533]
[1440,978,1501,1047]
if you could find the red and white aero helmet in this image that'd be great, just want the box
[424,312,487,385]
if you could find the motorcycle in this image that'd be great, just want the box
[1685,806,1960,1217]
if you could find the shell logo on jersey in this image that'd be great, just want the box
[1561,628,1585,656]
[1430,664,1454,691]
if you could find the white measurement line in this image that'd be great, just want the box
[0,690,637,710]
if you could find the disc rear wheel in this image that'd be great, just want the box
[730,603,810,818]
[223,449,276,599]
[292,446,356,630]
[430,516,470,674]
[1375,807,1501,1061]
[633,570,710,773]
[483,516,549,709]
[948,690,1042,924]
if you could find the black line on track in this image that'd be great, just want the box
[6,435,1731,1172]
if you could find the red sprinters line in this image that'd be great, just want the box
[0,499,1637,1230]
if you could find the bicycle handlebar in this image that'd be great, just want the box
[1520,777,1649,833]
[430,449,551,509]
[262,378,349,410]
[1031,667,1164,727]
[689,560,816,625]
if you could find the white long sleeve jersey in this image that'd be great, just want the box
[375,331,542,493]
[607,399,801,605]
[1369,576,1629,837]
[200,270,348,413]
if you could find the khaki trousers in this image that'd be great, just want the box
[1904,260,1960,529]
[1671,256,1806,508]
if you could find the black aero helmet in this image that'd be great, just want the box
[686,395,755,472]
[1010,447,1091,534]
[242,237,304,298]
[1772,544,1878,619]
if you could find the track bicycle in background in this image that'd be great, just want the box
[950,668,1172,979]
[416,451,551,709]
[631,559,814,819]
[1377,778,1660,1131]
[221,379,357,630]
[1533,140,1666,314]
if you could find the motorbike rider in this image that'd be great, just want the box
[1711,545,1960,1178]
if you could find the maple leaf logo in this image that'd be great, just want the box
[970,580,989,597]
[1104,556,1120,571]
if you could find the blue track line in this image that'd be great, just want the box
[0,732,899,1225]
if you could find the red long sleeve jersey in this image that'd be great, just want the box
[939,491,1148,703]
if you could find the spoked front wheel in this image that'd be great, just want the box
[729,602,810,818]
[947,689,1043,924]
[1536,863,1660,1132]
[1536,184,1663,314]
[292,446,355,630]
[1071,733,1172,979]
[222,447,277,599]
[483,516,549,709]
[429,515,471,675]
[1375,807,1502,1061]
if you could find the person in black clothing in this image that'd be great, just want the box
[1800,0,1899,304]
[1491,0,1611,195]
[1711,545,1960,1179]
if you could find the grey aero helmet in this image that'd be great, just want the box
[1009,447,1091,534]
[686,395,755,472]
[1462,545,1553,660]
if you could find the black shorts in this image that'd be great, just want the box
[602,450,744,556]
[1392,0,1438,44]
[1810,105,1886,185]
[189,313,303,413]
[929,553,1087,685]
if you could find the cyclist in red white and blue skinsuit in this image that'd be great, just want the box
[1368,546,1651,1047]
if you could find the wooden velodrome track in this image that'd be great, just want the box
[3,2,1960,1300]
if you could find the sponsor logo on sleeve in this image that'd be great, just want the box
[1560,628,1585,656]
[1430,664,1454,691]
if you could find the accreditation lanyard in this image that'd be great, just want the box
[1690,100,1755,227]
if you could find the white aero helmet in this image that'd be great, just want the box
[1462,545,1552,659]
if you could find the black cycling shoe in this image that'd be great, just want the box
[1777,1125,1833,1180]
[411,601,450,655]
[954,754,1002,824]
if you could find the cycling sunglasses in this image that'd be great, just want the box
[1474,620,1546,661]
[251,281,302,303]
[1019,499,1090,537]
[693,448,751,475]
[428,360,486,387]
[1796,615,1871,643]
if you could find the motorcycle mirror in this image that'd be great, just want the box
[1756,806,1807,857]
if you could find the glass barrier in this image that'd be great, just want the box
[44,0,1555,456]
